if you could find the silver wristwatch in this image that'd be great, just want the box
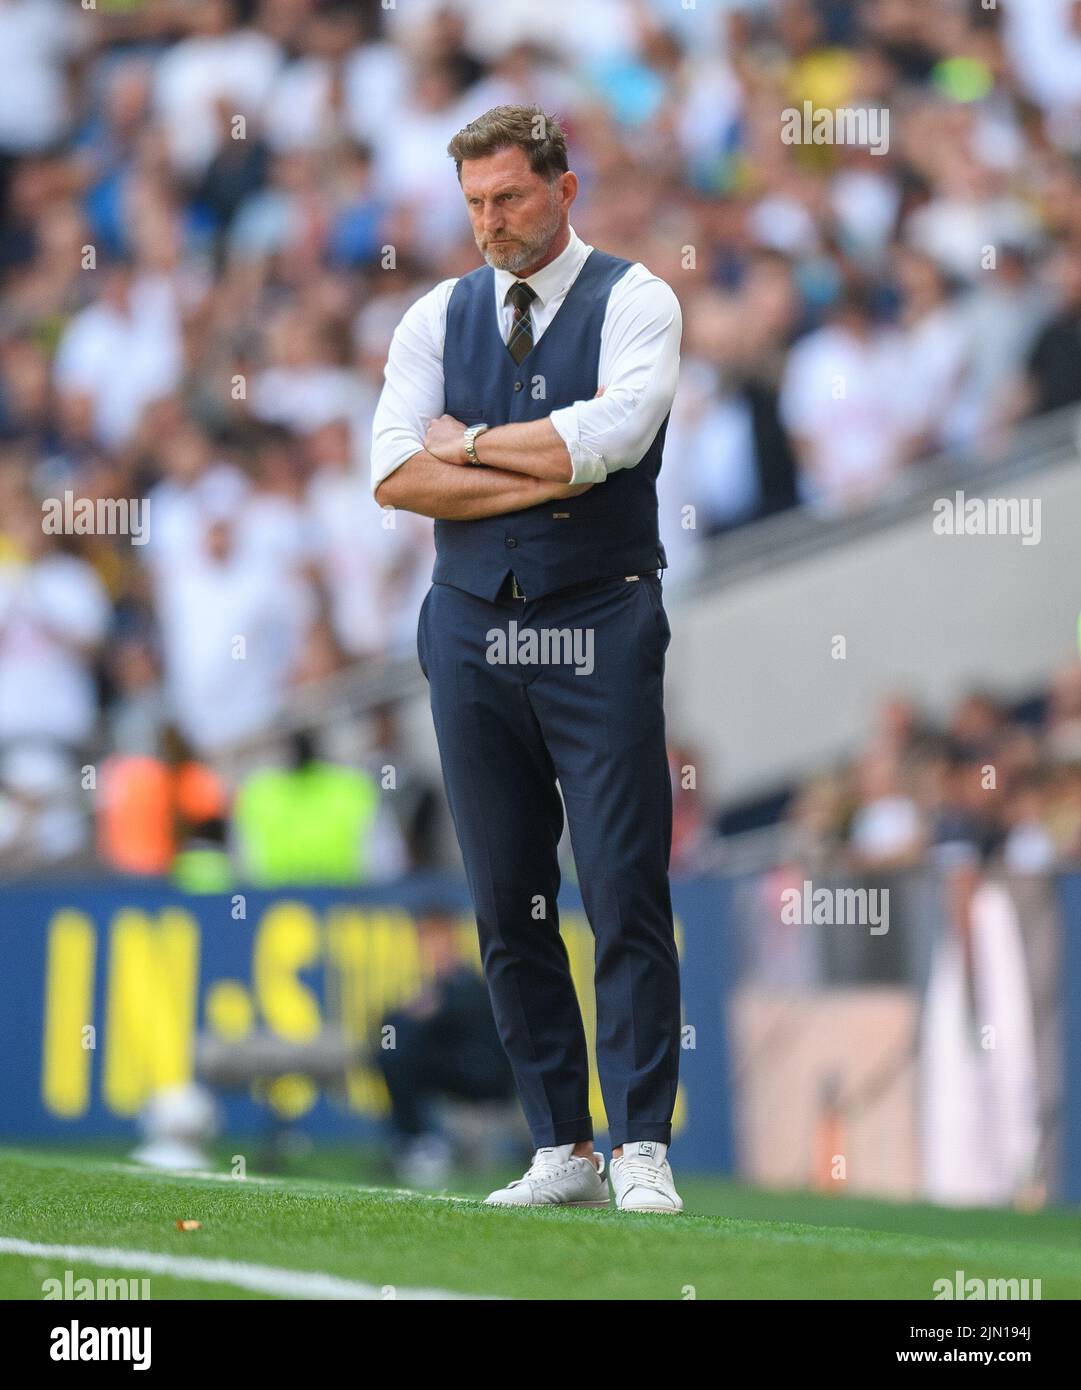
[463,423,489,465]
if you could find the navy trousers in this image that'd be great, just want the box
[417,571,681,1149]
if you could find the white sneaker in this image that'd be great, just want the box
[610,1141,683,1212]
[484,1144,609,1207]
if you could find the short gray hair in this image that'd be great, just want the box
[447,105,569,181]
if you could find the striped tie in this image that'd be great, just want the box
[506,281,537,365]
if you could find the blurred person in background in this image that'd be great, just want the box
[661,289,760,546]
[846,746,927,871]
[737,248,802,518]
[103,634,167,758]
[362,702,449,874]
[904,137,1041,289]
[249,303,367,434]
[0,487,109,868]
[233,728,405,885]
[0,332,59,454]
[194,97,272,254]
[1045,761,1081,863]
[262,4,369,158]
[78,60,157,262]
[97,721,228,880]
[1017,234,1081,419]
[0,740,86,870]
[154,506,315,756]
[143,417,250,584]
[304,415,432,663]
[947,687,1007,759]
[151,0,282,180]
[0,490,108,767]
[950,242,1049,451]
[0,0,86,192]
[240,420,314,576]
[893,246,968,460]
[1000,767,1057,876]
[374,905,516,1188]
[1002,0,1081,135]
[52,258,183,452]
[780,282,909,515]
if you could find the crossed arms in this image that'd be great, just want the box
[370,268,682,521]
[373,416,592,521]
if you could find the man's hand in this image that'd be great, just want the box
[423,386,605,477]
[424,414,469,465]
[375,450,593,519]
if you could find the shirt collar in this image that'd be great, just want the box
[493,226,590,309]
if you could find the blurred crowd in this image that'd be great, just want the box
[2,0,1081,873]
[778,662,1081,878]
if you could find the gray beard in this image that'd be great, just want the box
[479,203,563,274]
[482,241,539,273]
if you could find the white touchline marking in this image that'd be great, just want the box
[103,1162,481,1204]
[0,1238,500,1300]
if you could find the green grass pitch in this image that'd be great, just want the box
[1,1145,1078,1300]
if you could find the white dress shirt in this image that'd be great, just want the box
[370,226,681,495]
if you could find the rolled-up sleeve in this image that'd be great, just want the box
[548,267,682,484]
[370,280,455,499]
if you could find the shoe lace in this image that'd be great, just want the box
[510,1153,577,1188]
[619,1157,668,1190]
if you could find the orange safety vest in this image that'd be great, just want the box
[98,755,227,875]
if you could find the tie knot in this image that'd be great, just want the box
[506,281,537,313]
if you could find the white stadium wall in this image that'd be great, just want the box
[664,453,1081,805]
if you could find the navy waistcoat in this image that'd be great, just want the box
[436,249,669,600]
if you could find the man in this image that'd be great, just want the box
[371,105,683,1212]
[375,906,516,1189]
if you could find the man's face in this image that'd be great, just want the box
[460,145,573,275]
